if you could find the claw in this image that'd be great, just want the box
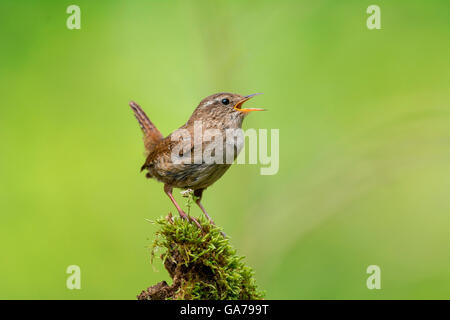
[178,210,203,231]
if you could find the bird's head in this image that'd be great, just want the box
[190,92,265,123]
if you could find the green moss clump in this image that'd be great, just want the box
[138,215,264,300]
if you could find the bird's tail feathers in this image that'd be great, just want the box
[129,101,163,153]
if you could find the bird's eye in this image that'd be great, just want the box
[221,98,230,105]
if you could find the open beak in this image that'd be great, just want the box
[234,93,266,113]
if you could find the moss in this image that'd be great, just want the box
[137,214,264,300]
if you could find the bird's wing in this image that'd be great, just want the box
[140,128,195,172]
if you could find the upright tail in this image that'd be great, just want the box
[129,101,164,153]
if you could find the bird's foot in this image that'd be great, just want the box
[196,203,227,237]
[178,211,203,231]
[203,216,227,238]
[177,210,226,237]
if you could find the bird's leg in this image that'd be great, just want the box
[194,189,226,237]
[164,184,202,230]
[194,189,216,225]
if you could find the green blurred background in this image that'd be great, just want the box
[1,0,450,299]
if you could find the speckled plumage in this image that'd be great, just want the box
[139,93,248,189]
[129,92,263,230]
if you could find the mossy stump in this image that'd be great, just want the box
[138,214,264,300]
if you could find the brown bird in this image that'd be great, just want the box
[129,93,264,229]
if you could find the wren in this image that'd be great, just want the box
[129,93,264,230]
